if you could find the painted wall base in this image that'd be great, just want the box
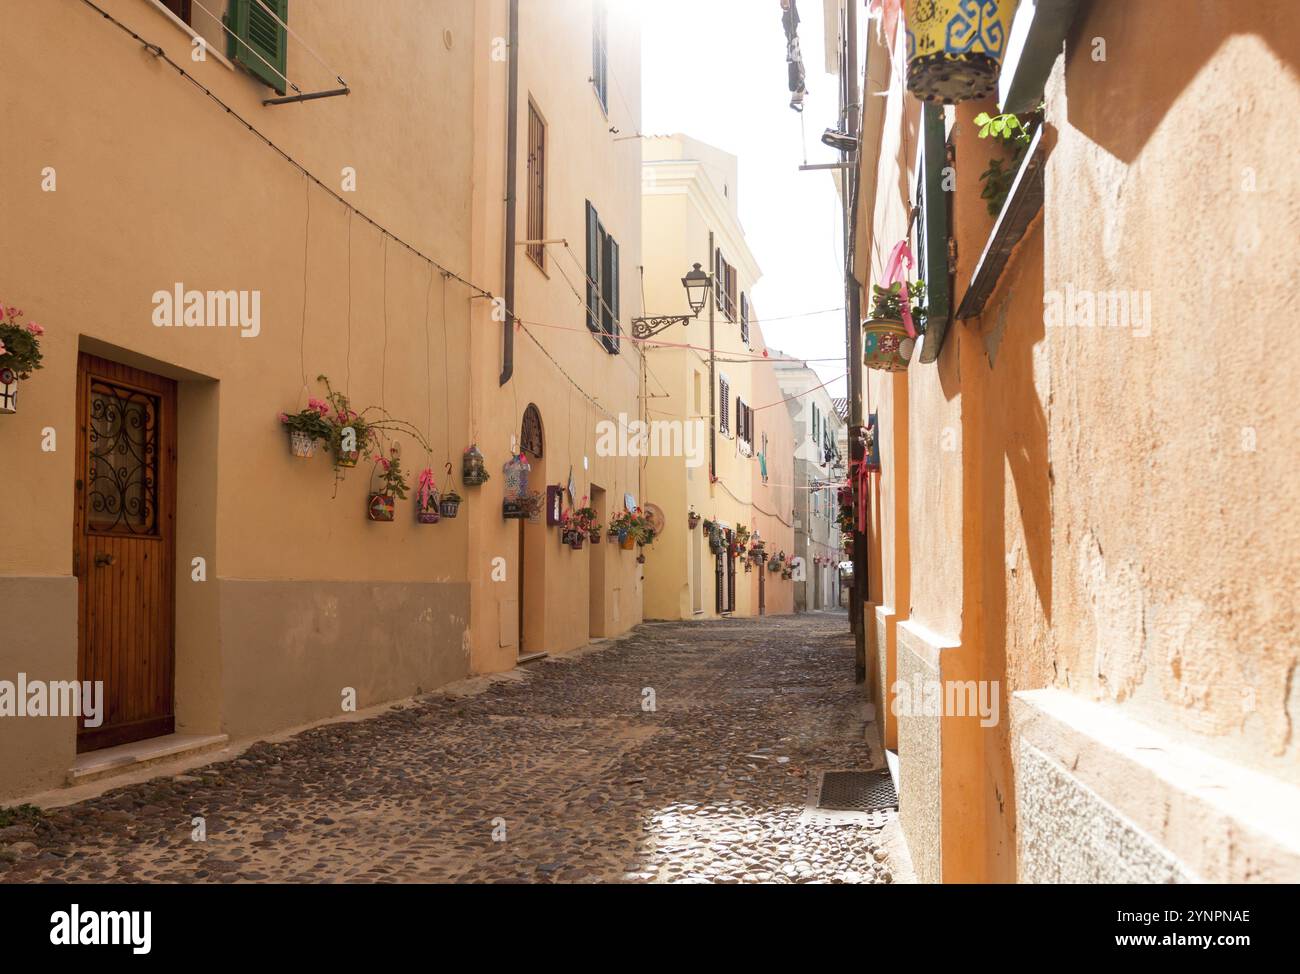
[1014,689,1300,883]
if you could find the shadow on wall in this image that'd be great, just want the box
[1065,0,1300,163]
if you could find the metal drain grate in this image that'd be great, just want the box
[817,769,897,812]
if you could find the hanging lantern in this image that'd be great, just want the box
[502,453,531,519]
[462,444,490,486]
[905,0,1018,105]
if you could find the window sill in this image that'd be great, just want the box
[955,125,1046,321]
[142,0,236,71]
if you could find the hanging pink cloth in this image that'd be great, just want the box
[883,239,917,338]
[417,468,438,510]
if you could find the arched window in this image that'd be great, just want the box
[521,404,544,459]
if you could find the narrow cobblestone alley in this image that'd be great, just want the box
[1,612,905,884]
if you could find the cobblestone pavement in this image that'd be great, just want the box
[0,611,900,883]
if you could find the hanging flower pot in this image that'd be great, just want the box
[462,444,490,486]
[570,533,586,551]
[589,529,601,544]
[620,531,635,551]
[904,0,1018,104]
[368,492,396,522]
[768,558,781,573]
[688,510,701,530]
[280,400,331,459]
[439,488,462,519]
[288,430,317,458]
[415,468,441,524]
[337,450,359,468]
[0,306,45,414]
[367,449,408,522]
[636,552,646,565]
[0,367,18,415]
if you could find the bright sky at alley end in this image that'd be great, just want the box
[639,0,853,396]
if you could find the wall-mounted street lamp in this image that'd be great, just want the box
[631,263,713,340]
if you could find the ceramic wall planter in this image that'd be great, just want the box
[619,531,634,551]
[289,430,317,458]
[905,0,1018,104]
[862,317,916,372]
[368,492,396,522]
[336,450,359,468]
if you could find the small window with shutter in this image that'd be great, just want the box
[526,100,547,271]
[592,1,609,113]
[225,0,289,96]
[719,375,730,435]
[740,293,750,346]
[585,200,620,355]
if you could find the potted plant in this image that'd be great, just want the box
[863,280,926,373]
[279,398,333,459]
[0,302,44,415]
[610,509,645,551]
[571,497,600,545]
[415,467,440,524]
[768,556,781,573]
[439,487,462,519]
[318,377,378,468]
[688,508,701,530]
[904,0,1018,105]
[367,450,408,522]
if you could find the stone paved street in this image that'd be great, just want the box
[0,612,904,883]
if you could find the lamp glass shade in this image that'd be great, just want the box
[681,263,711,316]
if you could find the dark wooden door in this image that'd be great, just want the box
[74,353,177,752]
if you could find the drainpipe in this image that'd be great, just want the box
[499,0,520,386]
[843,0,867,684]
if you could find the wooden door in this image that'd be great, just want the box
[74,353,177,752]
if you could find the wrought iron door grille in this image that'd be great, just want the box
[87,379,161,536]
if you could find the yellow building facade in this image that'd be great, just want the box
[0,0,645,801]
[640,135,795,621]
[848,0,1300,882]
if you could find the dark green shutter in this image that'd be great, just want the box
[226,0,288,95]
[917,101,951,363]
[585,201,600,335]
[607,236,620,353]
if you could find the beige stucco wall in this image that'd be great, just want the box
[466,0,645,673]
[0,0,477,798]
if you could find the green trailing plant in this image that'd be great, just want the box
[974,109,1038,217]
[371,452,410,500]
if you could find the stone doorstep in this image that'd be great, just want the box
[68,733,230,786]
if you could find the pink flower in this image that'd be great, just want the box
[25,322,43,336]
[308,397,329,415]
[278,412,289,423]
[0,340,7,357]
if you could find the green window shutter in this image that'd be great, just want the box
[585,201,600,335]
[606,235,621,354]
[226,0,289,96]
[916,101,951,363]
